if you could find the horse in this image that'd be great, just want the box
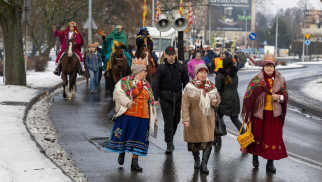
[61,38,78,100]
[139,46,155,83]
[107,45,131,96]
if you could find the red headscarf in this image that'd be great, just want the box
[60,25,84,46]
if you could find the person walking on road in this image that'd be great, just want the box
[85,44,102,93]
[152,46,189,154]
[106,57,157,171]
[214,58,245,145]
[187,52,205,79]
[213,52,226,75]
[182,64,221,174]
[242,54,288,172]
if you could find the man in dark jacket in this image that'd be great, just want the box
[152,46,189,154]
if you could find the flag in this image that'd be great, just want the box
[231,33,237,52]
[143,0,147,27]
[155,0,160,24]
[184,0,192,33]
[179,0,183,16]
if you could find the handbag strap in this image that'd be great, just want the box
[238,120,246,136]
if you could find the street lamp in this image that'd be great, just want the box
[272,3,278,58]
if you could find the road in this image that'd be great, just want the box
[50,63,322,182]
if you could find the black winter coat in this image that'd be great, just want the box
[151,59,189,102]
[215,66,240,116]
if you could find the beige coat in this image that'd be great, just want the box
[182,82,221,143]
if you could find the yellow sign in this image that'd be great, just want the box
[305,34,311,39]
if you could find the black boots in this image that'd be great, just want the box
[253,155,259,168]
[212,136,222,146]
[166,142,174,154]
[131,158,143,171]
[118,153,125,165]
[192,152,200,169]
[53,63,62,76]
[266,160,276,172]
[200,146,212,174]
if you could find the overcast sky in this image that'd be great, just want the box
[271,0,322,11]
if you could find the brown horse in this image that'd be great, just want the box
[61,38,78,100]
[107,45,131,96]
[139,46,155,82]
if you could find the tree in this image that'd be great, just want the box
[0,0,26,85]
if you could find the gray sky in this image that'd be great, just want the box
[271,0,322,11]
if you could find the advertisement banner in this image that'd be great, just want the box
[305,10,322,29]
[208,0,252,31]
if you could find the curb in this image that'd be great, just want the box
[22,77,85,182]
[287,75,322,118]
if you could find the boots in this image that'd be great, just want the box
[118,153,125,165]
[212,136,222,146]
[166,142,174,154]
[253,155,259,168]
[266,160,276,172]
[53,62,61,76]
[200,146,212,174]
[131,158,143,171]
[192,152,200,169]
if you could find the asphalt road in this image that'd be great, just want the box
[50,63,322,182]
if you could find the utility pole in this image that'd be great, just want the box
[302,4,306,62]
[83,0,97,44]
[272,3,278,58]
[208,4,212,45]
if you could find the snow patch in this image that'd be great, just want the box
[301,77,322,102]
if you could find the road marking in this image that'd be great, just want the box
[227,130,322,171]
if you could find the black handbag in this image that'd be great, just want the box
[214,111,227,136]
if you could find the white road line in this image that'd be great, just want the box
[226,130,322,171]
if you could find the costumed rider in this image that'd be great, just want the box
[52,22,85,75]
[135,27,158,68]
[101,25,132,74]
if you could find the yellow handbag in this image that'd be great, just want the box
[237,120,255,149]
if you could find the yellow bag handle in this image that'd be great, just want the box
[238,120,252,136]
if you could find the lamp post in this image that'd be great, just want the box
[272,3,278,58]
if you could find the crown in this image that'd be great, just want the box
[132,58,147,67]
[69,22,76,27]
[263,54,276,63]
[116,25,122,29]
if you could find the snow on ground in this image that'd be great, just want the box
[241,62,304,71]
[0,61,73,182]
[295,61,322,65]
[301,77,322,102]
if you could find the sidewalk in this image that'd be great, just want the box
[0,62,72,181]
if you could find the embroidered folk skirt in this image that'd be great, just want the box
[106,114,150,156]
[247,110,288,160]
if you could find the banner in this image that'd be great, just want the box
[231,33,237,52]
[155,0,160,24]
[180,0,183,16]
[208,0,252,31]
[184,0,192,33]
[143,0,147,27]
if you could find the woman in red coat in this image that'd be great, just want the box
[52,22,84,75]
[242,54,288,172]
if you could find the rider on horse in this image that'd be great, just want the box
[101,25,132,73]
[135,27,158,67]
[53,22,85,75]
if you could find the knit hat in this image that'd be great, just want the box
[223,58,233,69]
[131,58,147,75]
[262,54,276,67]
[194,63,208,76]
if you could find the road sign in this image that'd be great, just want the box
[305,39,311,46]
[305,34,311,40]
[249,33,256,40]
[83,17,97,29]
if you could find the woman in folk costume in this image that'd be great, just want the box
[182,63,221,174]
[100,25,132,72]
[106,57,157,171]
[52,22,85,75]
[242,54,288,172]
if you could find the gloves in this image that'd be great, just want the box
[102,36,106,41]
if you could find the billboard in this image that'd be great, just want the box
[208,0,252,31]
[305,10,322,29]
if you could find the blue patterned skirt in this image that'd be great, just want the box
[106,114,150,156]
